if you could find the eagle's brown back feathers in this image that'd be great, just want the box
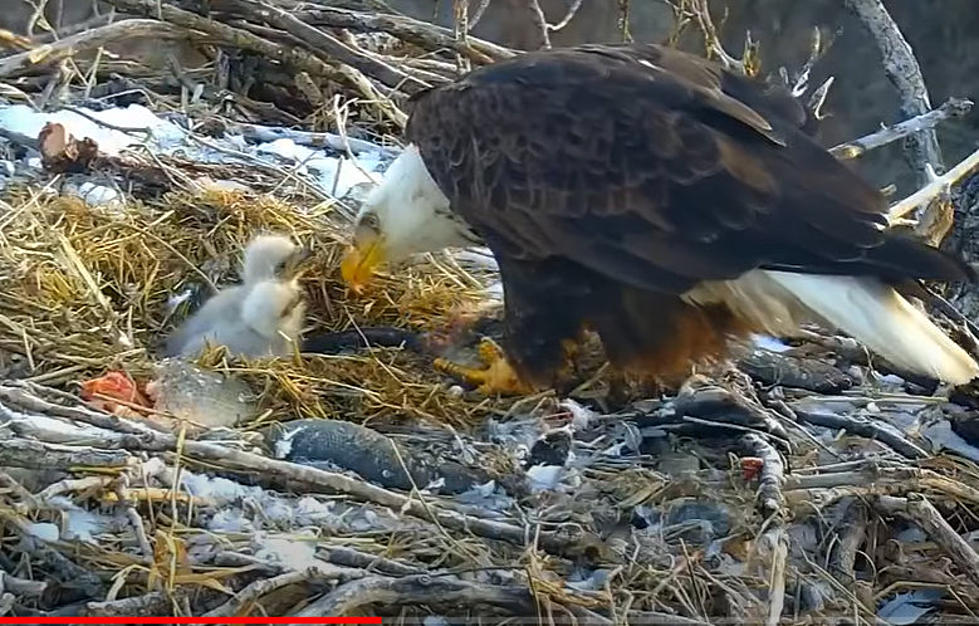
[403,43,977,387]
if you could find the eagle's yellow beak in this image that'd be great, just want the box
[340,225,385,294]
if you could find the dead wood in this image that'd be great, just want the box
[291,5,513,63]
[827,497,868,585]
[101,0,406,126]
[791,407,930,459]
[0,382,586,559]
[875,494,979,585]
[0,20,189,78]
[223,0,428,94]
[292,573,538,618]
[741,433,785,516]
[844,0,943,186]
[831,97,973,160]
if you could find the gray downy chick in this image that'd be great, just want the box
[164,234,310,359]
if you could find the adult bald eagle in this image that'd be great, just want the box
[341,42,979,394]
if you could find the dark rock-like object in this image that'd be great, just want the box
[527,429,572,467]
[738,349,854,394]
[264,419,485,494]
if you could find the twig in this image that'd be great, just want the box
[84,592,172,617]
[468,0,493,31]
[549,0,585,32]
[831,97,973,160]
[763,526,788,626]
[844,0,943,186]
[827,497,867,585]
[30,13,116,44]
[0,436,133,469]
[741,434,785,516]
[0,470,40,510]
[229,122,397,156]
[690,0,743,72]
[792,407,930,459]
[321,546,423,576]
[0,570,48,598]
[293,573,537,618]
[875,494,979,584]
[888,145,979,221]
[526,0,550,50]
[202,565,351,617]
[59,104,151,135]
[0,20,187,78]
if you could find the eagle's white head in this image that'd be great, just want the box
[340,144,479,291]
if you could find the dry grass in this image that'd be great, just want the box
[0,182,501,428]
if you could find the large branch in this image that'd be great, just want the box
[889,145,979,221]
[844,0,943,186]
[875,494,979,584]
[292,5,514,64]
[225,0,428,94]
[0,19,188,78]
[831,97,973,159]
[101,0,406,126]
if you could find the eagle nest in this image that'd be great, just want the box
[0,185,502,427]
[2,178,979,623]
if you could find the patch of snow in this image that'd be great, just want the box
[566,568,610,591]
[73,182,121,207]
[456,480,514,511]
[560,398,598,431]
[0,103,388,200]
[752,334,793,353]
[878,589,943,625]
[273,425,301,459]
[0,103,185,156]
[253,534,320,570]
[63,507,105,543]
[207,509,255,534]
[923,419,979,462]
[294,497,336,526]
[255,137,380,197]
[25,522,59,542]
[526,464,564,492]
[180,472,255,504]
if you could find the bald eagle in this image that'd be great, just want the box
[341,42,979,395]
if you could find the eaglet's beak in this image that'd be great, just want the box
[340,223,385,293]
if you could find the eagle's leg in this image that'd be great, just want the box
[434,337,535,395]
[432,255,588,396]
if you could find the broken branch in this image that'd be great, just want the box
[0,20,188,78]
[844,0,943,185]
[831,97,973,160]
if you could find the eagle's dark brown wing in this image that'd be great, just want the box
[405,43,968,296]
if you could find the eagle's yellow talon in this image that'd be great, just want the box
[433,338,534,396]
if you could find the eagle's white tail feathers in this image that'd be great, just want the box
[683,270,979,385]
[764,272,979,385]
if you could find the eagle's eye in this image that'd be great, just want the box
[361,212,380,231]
